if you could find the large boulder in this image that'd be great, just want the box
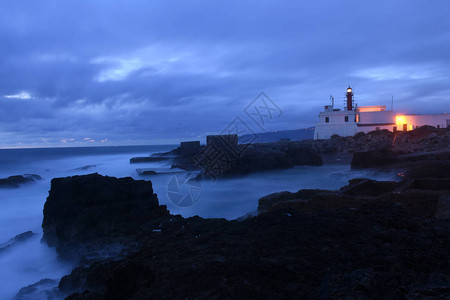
[42,173,169,257]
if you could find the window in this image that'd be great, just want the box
[403,124,407,131]
[325,117,329,123]
[344,116,349,122]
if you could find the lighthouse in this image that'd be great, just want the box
[313,86,449,140]
[346,86,354,111]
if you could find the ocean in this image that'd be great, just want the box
[0,145,398,299]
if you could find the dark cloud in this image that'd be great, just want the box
[0,0,449,147]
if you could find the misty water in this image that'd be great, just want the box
[0,145,398,299]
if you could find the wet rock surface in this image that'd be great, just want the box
[39,169,449,299]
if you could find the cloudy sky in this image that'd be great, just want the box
[0,0,449,148]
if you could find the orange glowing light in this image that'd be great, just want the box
[396,115,406,126]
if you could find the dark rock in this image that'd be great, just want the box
[0,231,35,252]
[351,149,398,168]
[42,173,169,261]
[15,279,60,300]
[405,160,450,179]
[206,134,238,147]
[129,156,173,163]
[410,178,450,190]
[436,195,450,219]
[61,206,450,300]
[197,142,322,178]
[179,141,201,155]
[258,189,331,212]
[40,174,449,299]
[0,174,41,188]
[136,169,157,175]
[340,178,400,197]
[74,165,97,171]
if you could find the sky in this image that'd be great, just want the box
[0,0,449,148]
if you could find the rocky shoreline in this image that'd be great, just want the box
[31,165,449,299]
[14,127,450,299]
[131,127,449,178]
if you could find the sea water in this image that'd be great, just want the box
[0,145,397,299]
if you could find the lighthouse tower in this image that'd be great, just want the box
[345,86,354,111]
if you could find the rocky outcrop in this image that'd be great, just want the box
[37,172,450,299]
[351,127,449,169]
[0,174,41,188]
[258,189,332,212]
[42,173,169,262]
[0,231,35,253]
[15,279,60,300]
[189,141,322,179]
[129,155,175,163]
[258,173,449,219]
[131,140,322,179]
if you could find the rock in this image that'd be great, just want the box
[74,165,97,171]
[0,174,41,188]
[42,173,169,261]
[351,149,398,168]
[435,195,450,219]
[196,142,322,178]
[410,178,450,190]
[15,279,60,300]
[340,178,400,197]
[258,189,330,212]
[130,156,175,163]
[405,160,450,179]
[136,169,157,175]
[0,231,35,252]
[179,141,201,155]
[319,268,378,299]
[39,174,449,299]
[60,206,450,299]
[406,273,450,299]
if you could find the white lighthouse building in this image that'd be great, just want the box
[314,87,449,140]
